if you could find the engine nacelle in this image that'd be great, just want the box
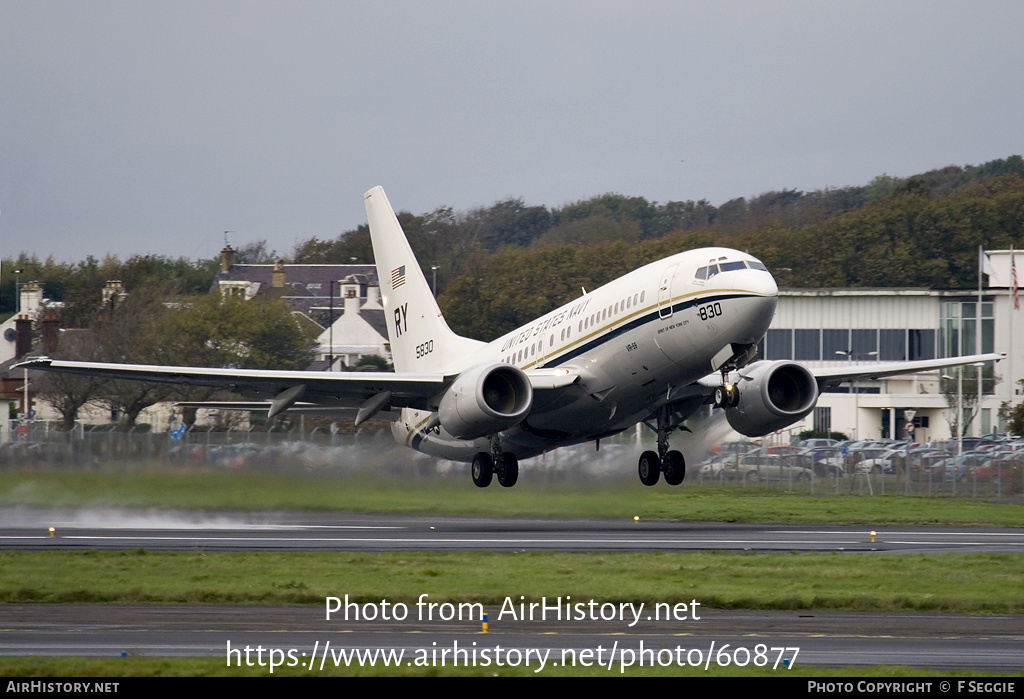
[725,361,819,437]
[438,363,533,440]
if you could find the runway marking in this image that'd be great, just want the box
[3,535,863,545]
[789,530,1024,537]
[28,535,1017,547]
[23,524,404,531]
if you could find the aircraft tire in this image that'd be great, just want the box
[497,452,519,487]
[638,451,661,486]
[472,452,493,488]
[713,386,726,408]
[727,386,740,407]
[663,450,686,485]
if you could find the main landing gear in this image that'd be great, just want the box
[638,406,687,487]
[471,445,519,488]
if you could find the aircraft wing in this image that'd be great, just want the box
[14,357,580,424]
[15,357,445,421]
[173,401,401,422]
[809,352,1005,388]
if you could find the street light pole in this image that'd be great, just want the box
[328,280,337,371]
[13,268,22,314]
[836,349,878,440]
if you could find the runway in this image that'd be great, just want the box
[1,604,1021,672]
[2,507,1024,553]
[3,507,1022,672]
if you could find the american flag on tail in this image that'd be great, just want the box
[391,265,406,290]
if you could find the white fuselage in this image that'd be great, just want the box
[394,247,779,461]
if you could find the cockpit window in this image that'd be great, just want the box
[695,259,769,279]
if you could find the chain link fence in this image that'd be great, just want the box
[2,420,1022,499]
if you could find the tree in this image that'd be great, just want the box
[33,330,105,430]
[940,367,999,440]
[80,283,319,430]
[161,293,319,371]
[999,380,1024,436]
[89,285,180,430]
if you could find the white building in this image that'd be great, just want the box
[0,282,48,365]
[759,249,1023,443]
[313,275,389,370]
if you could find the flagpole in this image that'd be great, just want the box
[978,246,984,437]
[1012,246,1018,429]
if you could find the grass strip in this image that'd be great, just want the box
[2,471,1022,526]
[2,550,1022,612]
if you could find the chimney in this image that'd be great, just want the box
[15,316,32,359]
[363,282,382,309]
[41,314,59,356]
[343,280,360,316]
[20,281,42,318]
[102,280,124,308]
[220,244,236,273]
[272,259,286,288]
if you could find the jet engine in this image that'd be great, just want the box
[438,363,533,440]
[724,361,819,437]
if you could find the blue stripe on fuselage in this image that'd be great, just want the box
[542,292,755,367]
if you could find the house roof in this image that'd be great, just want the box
[213,264,378,294]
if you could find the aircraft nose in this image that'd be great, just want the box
[747,269,778,298]
[732,271,778,342]
[708,267,778,298]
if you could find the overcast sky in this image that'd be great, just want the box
[2,1,1022,263]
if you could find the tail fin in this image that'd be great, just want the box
[364,186,483,373]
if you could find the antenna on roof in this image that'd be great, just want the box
[224,231,235,246]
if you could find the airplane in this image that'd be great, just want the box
[16,186,1004,488]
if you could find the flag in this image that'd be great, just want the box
[391,265,406,290]
[1013,249,1019,311]
[982,250,1000,285]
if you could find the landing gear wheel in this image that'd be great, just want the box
[726,385,740,407]
[497,452,519,488]
[471,452,493,488]
[713,386,727,408]
[638,450,661,486]
[663,450,686,485]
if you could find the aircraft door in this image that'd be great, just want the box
[657,264,677,318]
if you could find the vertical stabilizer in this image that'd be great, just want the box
[364,187,482,373]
